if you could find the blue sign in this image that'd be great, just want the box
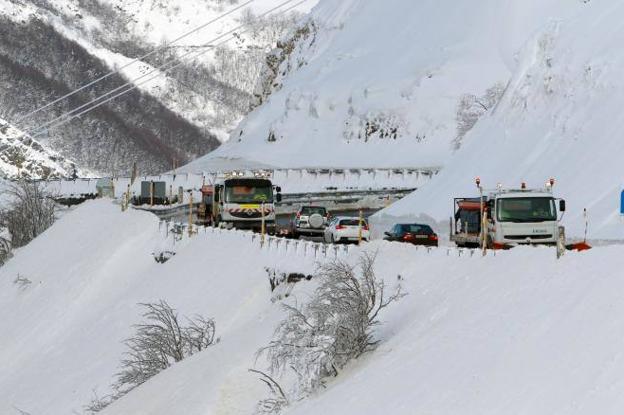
[621,190,624,215]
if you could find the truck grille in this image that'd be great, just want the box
[505,234,553,240]
[227,208,273,219]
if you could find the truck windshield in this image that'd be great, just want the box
[225,185,273,203]
[497,197,557,222]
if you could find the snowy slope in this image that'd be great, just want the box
[373,1,624,240]
[3,201,624,414]
[196,0,587,170]
[0,200,320,415]
[284,245,624,415]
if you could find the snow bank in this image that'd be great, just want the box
[373,2,624,240]
[0,200,320,415]
[4,200,624,414]
[286,244,624,415]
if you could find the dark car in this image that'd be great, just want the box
[384,223,438,246]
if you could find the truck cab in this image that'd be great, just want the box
[212,175,282,233]
[488,190,565,247]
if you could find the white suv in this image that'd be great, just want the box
[293,206,329,238]
[324,216,370,244]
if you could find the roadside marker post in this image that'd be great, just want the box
[150,181,154,207]
[261,202,266,246]
[188,191,194,238]
[358,209,363,245]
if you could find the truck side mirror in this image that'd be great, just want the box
[559,199,566,212]
[276,193,282,203]
[214,190,220,202]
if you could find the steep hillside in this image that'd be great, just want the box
[0,118,77,179]
[0,0,314,175]
[374,1,624,240]
[197,0,588,169]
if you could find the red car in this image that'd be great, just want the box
[384,224,438,246]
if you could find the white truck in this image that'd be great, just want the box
[212,173,282,233]
[450,179,566,249]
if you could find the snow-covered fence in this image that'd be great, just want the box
[156,221,354,260]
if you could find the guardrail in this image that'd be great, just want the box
[156,221,356,260]
[38,167,440,199]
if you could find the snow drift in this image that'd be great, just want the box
[3,201,624,414]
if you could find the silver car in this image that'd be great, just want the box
[293,206,329,238]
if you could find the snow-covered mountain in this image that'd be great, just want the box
[0,0,314,175]
[0,118,77,179]
[194,0,522,169]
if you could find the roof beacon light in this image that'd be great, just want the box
[475,177,481,188]
[521,182,527,190]
[549,178,556,187]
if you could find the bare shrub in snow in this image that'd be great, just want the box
[257,253,405,410]
[85,301,217,413]
[83,390,115,414]
[115,301,217,393]
[343,111,408,142]
[250,369,289,414]
[0,181,56,253]
[454,82,506,149]
[13,274,32,290]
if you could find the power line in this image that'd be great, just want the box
[28,0,307,139]
[16,0,256,124]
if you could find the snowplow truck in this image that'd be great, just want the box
[450,181,566,249]
[211,174,282,233]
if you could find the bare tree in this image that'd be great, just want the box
[257,253,405,409]
[0,180,57,263]
[0,236,11,266]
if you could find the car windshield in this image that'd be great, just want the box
[301,207,327,215]
[340,219,366,227]
[225,185,273,203]
[497,197,557,222]
[401,224,433,234]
